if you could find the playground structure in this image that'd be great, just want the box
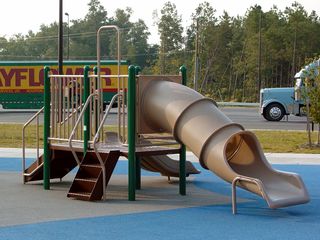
[22,26,309,214]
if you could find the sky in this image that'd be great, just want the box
[1,0,319,44]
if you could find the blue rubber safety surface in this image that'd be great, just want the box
[0,157,319,240]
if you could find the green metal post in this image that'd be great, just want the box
[179,65,187,195]
[83,66,90,155]
[128,65,136,200]
[135,66,141,190]
[43,66,51,190]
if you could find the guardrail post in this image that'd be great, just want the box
[179,65,187,195]
[128,65,136,200]
[43,66,51,190]
[134,66,141,190]
[83,66,90,154]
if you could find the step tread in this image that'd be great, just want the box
[67,191,91,197]
[81,164,102,168]
[74,177,98,182]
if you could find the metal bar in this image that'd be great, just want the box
[83,66,90,154]
[58,77,62,139]
[43,66,51,190]
[22,107,44,184]
[93,142,106,201]
[63,77,66,139]
[71,79,75,138]
[97,26,121,142]
[92,74,128,78]
[132,67,141,191]
[49,137,83,143]
[122,78,125,143]
[93,67,99,136]
[50,78,55,138]
[179,65,187,196]
[50,74,84,78]
[139,135,175,140]
[92,93,120,144]
[231,176,261,215]
[136,142,178,147]
[179,145,186,195]
[68,92,97,166]
[91,93,121,202]
[36,115,40,164]
[55,78,58,138]
[92,93,119,202]
[67,79,71,136]
[58,0,63,75]
[96,25,121,200]
[24,162,44,177]
[128,65,136,201]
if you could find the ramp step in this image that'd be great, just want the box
[67,192,91,200]
[74,178,97,183]
[68,151,120,201]
[81,164,102,168]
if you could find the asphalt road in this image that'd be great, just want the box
[220,107,308,131]
[0,107,309,131]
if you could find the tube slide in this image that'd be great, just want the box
[141,80,309,209]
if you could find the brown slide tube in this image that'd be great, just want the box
[141,80,309,209]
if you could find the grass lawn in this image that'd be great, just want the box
[0,124,319,154]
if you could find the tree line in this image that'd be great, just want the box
[1,0,320,102]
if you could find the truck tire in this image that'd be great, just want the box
[263,103,285,121]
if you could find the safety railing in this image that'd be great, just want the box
[45,65,102,144]
[22,107,44,183]
[48,74,85,142]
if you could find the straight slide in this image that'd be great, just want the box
[140,80,309,209]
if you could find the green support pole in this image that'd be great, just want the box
[135,66,141,190]
[179,65,187,195]
[43,66,51,190]
[128,65,136,200]
[83,66,90,155]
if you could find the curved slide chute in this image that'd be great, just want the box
[141,80,309,209]
[140,155,200,178]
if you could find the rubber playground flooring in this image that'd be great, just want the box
[0,157,319,240]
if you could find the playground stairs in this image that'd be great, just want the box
[24,149,81,183]
[67,150,120,201]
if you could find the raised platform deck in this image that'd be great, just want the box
[50,141,182,157]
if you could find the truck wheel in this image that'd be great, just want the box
[264,103,285,121]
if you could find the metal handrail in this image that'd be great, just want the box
[92,93,121,201]
[23,162,44,177]
[59,105,83,125]
[68,92,98,165]
[89,74,128,78]
[22,107,44,183]
[231,176,264,214]
[97,25,124,144]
